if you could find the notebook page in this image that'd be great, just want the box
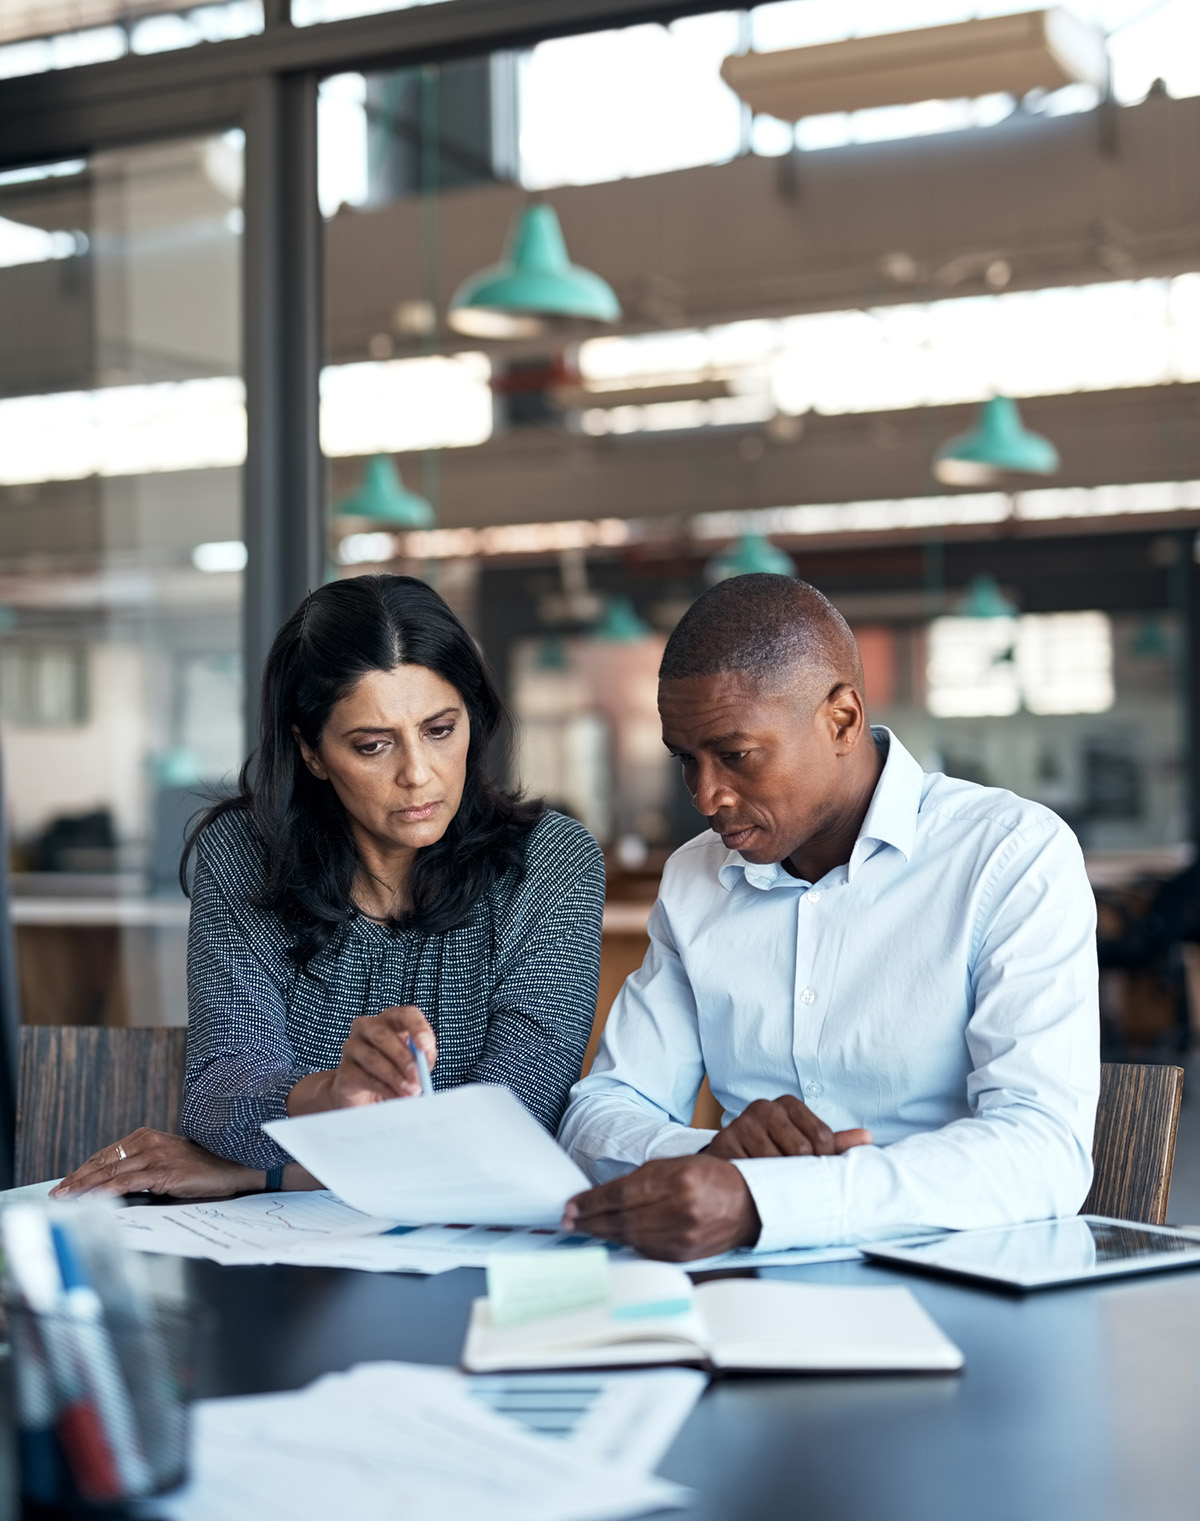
[696,1281,964,1372]
[462,1263,711,1372]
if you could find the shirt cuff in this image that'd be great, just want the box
[646,1126,716,1161]
[732,1156,846,1252]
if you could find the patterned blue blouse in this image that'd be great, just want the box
[180,807,605,1168]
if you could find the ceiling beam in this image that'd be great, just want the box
[328,94,1200,362]
[0,0,730,168]
[328,382,1200,530]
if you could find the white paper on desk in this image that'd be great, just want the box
[466,1367,707,1473]
[274,1235,462,1275]
[679,1242,863,1271]
[115,1191,397,1265]
[150,1360,690,1521]
[264,1085,589,1226]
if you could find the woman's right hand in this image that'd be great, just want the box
[289,1006,437,1114]
[50,1129,263,1200]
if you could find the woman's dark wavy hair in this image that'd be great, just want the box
[184,573,543,969]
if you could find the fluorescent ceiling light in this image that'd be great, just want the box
[339,518,632,565]
[578,274,1200,434]
[721,9,1108,122]
[0,377,246,485]
[320,354,492,457]
[0,354,492,487]
[695,480,1200,542]
[191,540,248,573]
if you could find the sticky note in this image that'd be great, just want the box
[486,1248,610,1328]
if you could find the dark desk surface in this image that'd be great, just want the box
[184,1254,1200,1521]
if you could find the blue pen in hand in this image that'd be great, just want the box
[407,1035,434,1097]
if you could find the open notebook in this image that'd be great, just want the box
[463,1262,963,1375]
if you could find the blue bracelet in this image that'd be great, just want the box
[265,1166,283,1192]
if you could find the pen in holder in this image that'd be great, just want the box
[2,1202,203,1512]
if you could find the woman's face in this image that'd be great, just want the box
[296,663,470,859]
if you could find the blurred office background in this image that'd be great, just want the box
[1,0,1199,1084]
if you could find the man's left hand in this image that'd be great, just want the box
[561,1155,761,1261]
[705,1096,872,1160]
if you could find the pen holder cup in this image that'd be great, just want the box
[9,1299,205,1513]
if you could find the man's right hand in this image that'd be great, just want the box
[705,1095,872,1160]
[288,1006,437,1114]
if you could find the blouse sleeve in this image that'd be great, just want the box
[468,816,605,1133]
[179,816,305,1169]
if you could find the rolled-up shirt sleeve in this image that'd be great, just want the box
[736,821,1099,1249]
[180,832,302,1169]
[557,897,716,1181]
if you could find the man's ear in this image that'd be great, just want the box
[292,723,329,781]
[824,683,866,751]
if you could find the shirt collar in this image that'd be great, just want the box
[716,725,925,892]
[848,726,923,879]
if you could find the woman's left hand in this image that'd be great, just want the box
[50,1129,264,1200]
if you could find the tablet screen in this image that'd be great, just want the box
[865,1217,1200,1289]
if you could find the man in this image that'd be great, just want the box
[558,574,1099,1261]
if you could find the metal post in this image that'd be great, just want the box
[242,68,325,756]
[0,747,22,1189]
[1184,535,1200,849]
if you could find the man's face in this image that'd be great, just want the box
[658,670,844,867]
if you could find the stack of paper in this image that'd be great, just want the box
[115,1192,404,1268]
[114,1193,866,1274]
[152,1362,701,1521]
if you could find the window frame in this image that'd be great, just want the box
[0,0,729,740]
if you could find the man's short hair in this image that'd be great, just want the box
[659,573,862,691]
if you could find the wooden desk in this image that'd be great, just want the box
[166,1254,1200,1521]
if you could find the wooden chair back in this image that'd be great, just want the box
[15,1026,188,1186]
[1081,1061,1184,1225]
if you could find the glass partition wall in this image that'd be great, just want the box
[0,135,244,1025]
[3,0,1200,1047]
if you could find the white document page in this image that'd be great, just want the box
[467,1368,707,1473]
[264,1085,589,1226]
[278,1221,593,1274]
[151,1361,690,1521]
[115,1191,396,1265]
[679,1242,862,1270]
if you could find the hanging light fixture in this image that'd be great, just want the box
[933,396,1059,487]
[447,204,621,340]
[956,573,1019,619]
[334,455,434,527]
[592,595,651,642]
[704,531,797,586]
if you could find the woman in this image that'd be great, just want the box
[55,574,604,1198]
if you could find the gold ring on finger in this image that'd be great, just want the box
[115,1144,127,1161]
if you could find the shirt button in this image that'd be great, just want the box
[805,890,821,903]
[805,1081,823,1100]
[800,987,816,1005]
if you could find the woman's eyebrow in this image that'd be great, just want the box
[341,705,462,737]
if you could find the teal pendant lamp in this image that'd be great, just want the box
[705,531,796,586]
[448,204,621,339]
[593,595,651,642]
[957,573,1018,619]
[933,396,1060,487]
[335,455,434,527]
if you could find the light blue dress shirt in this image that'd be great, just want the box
[559,728,1100,1250]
